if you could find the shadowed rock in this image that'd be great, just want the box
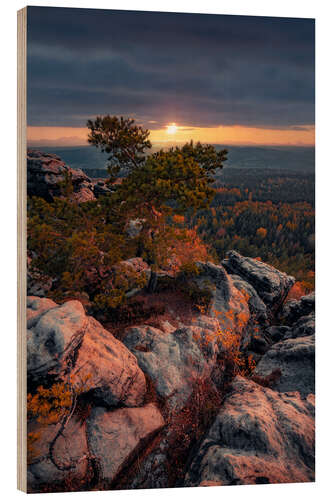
[281,292,315,326]
[27,414,89,493]
[254,334,315,396]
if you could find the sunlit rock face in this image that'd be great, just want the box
[27,149,96,203]
[87,403,165,487]
[185,376,315,486]
[27,298,147,407]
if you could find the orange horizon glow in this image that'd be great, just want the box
[27,124,315,147]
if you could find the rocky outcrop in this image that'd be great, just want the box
[222,251,295,312]
[27,149,96,203]
[123,261,250,411]
[27,299,146,407]
[87,403,165,487]
[26,254,315,492]
[185,377,315,486]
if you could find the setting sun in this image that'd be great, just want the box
[166,123,178,134]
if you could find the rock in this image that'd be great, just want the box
[230,274,268,324]
[185,377,315,486]
[123,262,251,410]
[123,319,219,411]
[125,218,145,238]
[112,257,151,297]
[249,332,272,355]
[92,180,114,198]
[27,267,53,298]
[194,261,251,338]
[265,325,291,344]
[27,300,88,382]
[254,334,315,396]
[27,415,89,492]
[71,316,146,407]
[27,149,95,203]
[87,403,165,487]
[27,296,58,329]
[288,313,315,339]
[222,251,295,312]
[27,298,146,407]
[281,292,315,325]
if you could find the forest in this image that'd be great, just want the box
[193,167,315,291]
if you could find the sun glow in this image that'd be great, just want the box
[166,123,178,134]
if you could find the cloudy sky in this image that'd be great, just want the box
[27,7,315,146]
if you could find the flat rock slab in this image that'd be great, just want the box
[185,377,315,486]
[87,403,165,486]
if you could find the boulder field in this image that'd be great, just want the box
[26,252,314,492]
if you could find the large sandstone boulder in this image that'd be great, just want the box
[123,318,219,411]
[222,251,295,312]
[87,403,165,487]
[27,298,146,407]
[27,149,96,203]
[254,333,315,397]
[185,377,315,486]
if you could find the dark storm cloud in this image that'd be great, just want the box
[27,7,315,129]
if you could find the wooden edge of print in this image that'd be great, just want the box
[17,6,27,493]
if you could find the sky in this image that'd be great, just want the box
[27,7,315,147]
